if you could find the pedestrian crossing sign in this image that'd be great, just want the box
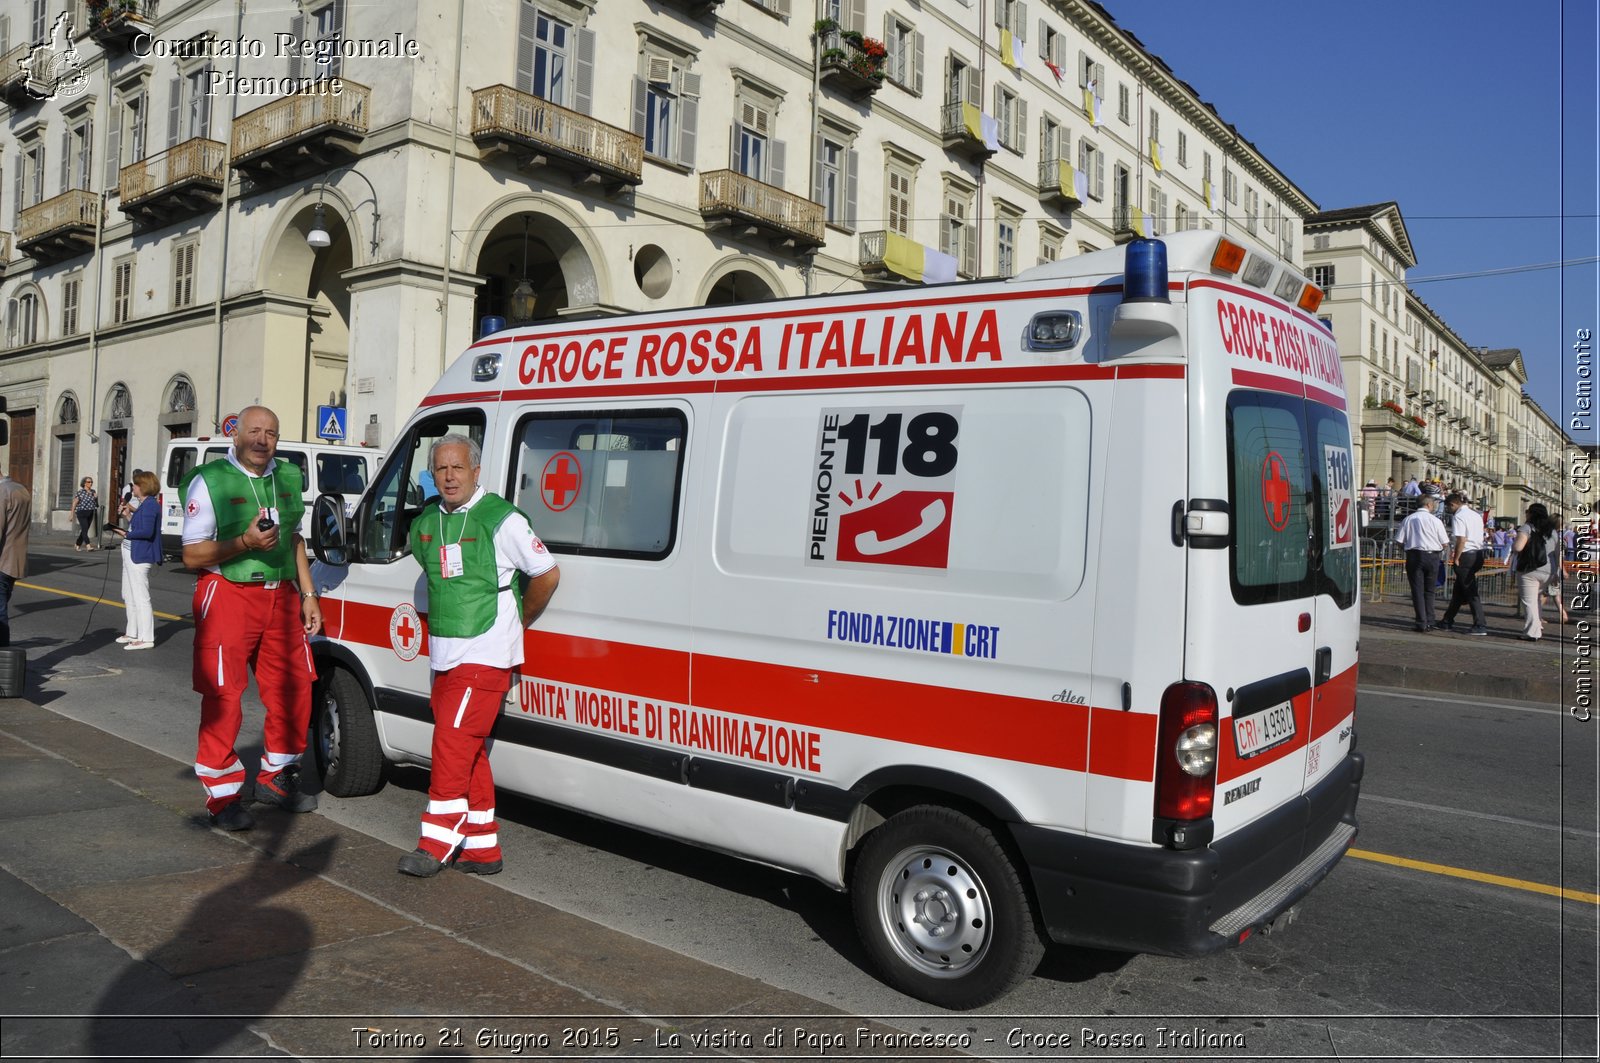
[317,405,348,441]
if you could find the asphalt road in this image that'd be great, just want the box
[9,547,1598,1060]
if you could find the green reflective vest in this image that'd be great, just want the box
[182,457,305,583]
[409,493,523,639]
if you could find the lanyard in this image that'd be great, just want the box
[245,463,276,515]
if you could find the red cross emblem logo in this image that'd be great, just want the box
[541,452,582,512]
[389,603,423,662]
[186,500,199,517]
[1261,452,1292,532]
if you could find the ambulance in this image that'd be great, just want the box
[307,231,1363,1009]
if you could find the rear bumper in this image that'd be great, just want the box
[1012,751,1363,956]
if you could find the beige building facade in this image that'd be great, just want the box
[0,0,1318,532]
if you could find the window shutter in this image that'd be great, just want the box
[729,120,740,170]
[677,73,699,168]
[770,140,785,189]
[1038,21,1047,60]
[994,1,1004,28]
[646,56,673,84]
[168,74,181,147]
[1016,97,1027,154]
[883,13,896,76]
[943,53,953,105]
[61,128,71,192]
[573,28,595,115]
[515,2,536,95]
[912,32,923,95]
[0,15,9,54]
[288,13,304,80]
[1016,2,1027,39]
[1078,50,1088,88]
[938,213,954,257]
[78,119,93,190]
[845,0,865,34]
[812,132,824,203]
[131,98,146,161]
[1094,61,1105,89]
[56,434,76,509]
[631,76,648,137]
[1095,147,1104,200]
[777,0,791,15]
[105,117,120,192]
[845,148,858,230]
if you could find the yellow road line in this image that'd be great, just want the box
[1350,847,1600,905]
[17,580,188,623]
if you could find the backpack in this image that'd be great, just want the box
[1518,531,1548,573]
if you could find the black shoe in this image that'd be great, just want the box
[454,858,503,876]
[1469,628,1489,636]
[1437,622,1456,632]
[209,801,255,832]
[397,848,443,877]
[254,766,318,812]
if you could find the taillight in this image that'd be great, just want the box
[1156,681,1218,820]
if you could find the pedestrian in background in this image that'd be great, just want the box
[0,472,30,648]
[397,433,560,878]
[73,477,98,551]
[1438,492,1488,635]
[181,405,322,831]
[1512,503,1559,642]
[1395,493,1449,632]
[111,470,161,650]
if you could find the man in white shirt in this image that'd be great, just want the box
[1439,492,1488,635]
[1395,493,1449,631]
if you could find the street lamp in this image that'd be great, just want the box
[508,215,535,323]
[304,164,382,257]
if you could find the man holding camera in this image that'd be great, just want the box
[181,405,323,831]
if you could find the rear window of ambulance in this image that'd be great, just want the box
[1228,392,1313,601]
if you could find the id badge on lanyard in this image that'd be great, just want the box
[440,543,465,578]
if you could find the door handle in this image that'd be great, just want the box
[1315,646,1333,686]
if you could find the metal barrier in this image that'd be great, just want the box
[1360,536,1582,611]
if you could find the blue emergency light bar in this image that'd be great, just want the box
[1123,238,1170,304]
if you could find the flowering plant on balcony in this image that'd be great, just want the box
[87,0,141,21]
[1381,400,1404,415]
[1410,414,1427,427]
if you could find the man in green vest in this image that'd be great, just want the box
[182,405,323,831]
[398,433,560,876]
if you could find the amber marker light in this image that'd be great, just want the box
[1210,237,1246,275]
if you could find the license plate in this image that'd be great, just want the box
[1233,700,1297,758]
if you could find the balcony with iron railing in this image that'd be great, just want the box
[82,0,157,50]
[18,189,100,263]
[700,170,824,250]
[816,28,885,98]
[1038,157,1082,210]
[231,81,369,185]
[119,138,227,224]
[471,85,643,192]
[940,102,997,160]
[1112,203,1144,243]
[0,41,38,107]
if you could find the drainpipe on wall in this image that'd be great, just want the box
[806,1,821,296]
[436,0,467,380]
[211,0,246,431]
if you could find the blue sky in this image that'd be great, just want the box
[1102,0,1598,438]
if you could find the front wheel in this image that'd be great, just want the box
[313,666,386,797]
[851,806,1046,1009]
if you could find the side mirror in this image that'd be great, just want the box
[310,492,351,566]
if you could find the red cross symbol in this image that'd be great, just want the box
[541,452,581,512]
[1261,452,1292,531]
[389,604,422,661]
[395,613,417,647]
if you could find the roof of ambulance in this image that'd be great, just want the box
[435,230,1288,395]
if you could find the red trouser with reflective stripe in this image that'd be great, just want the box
[192,573,314,814]
[415,663,510,865]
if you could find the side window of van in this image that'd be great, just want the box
[1227,393,1312,601]
[278,451,311,488]
[167,447,199,490]
[316,453,369,495]
[361,412,486,563]
[510,409,686,560]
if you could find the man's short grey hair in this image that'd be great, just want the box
[429,433,481,469]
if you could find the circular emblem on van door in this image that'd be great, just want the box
[541,452,582,512]
[389,603,423,662]
[1261,451,1292,532]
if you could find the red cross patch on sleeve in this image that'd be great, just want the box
[186,500,199,516]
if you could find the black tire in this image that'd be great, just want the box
[851,805,1045,1009]
[314,667,386,797]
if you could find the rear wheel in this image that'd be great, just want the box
[314,667,386,797]
[851,805,1046,1009]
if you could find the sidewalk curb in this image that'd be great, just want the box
[1359,661,1560,704]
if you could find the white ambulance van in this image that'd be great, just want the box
[161,436,371,556]
[308,232,1363,1008]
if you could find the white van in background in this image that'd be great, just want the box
[160,436,372,556]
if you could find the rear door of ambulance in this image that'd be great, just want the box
[1185,274,1358,837]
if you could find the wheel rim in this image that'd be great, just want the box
[875,844,993,978]
[318,687,342,772]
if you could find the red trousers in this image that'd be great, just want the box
[192,574,314,813]
[416,663,510,865]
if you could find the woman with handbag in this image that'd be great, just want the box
[1511,503,1559,642]
[72,478,98,551]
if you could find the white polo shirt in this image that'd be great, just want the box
[1449,505,1486,553]
[427,486,558,672]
